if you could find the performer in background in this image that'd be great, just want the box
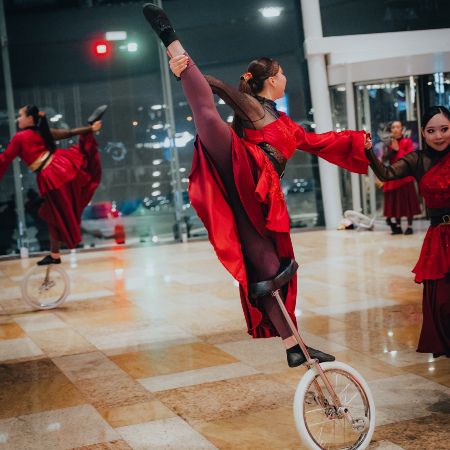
[0,104,107,265]
[366,106,450,358]
[381,120,421,235]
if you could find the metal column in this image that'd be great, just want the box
[300,0,343,228]
[155,0,186,242]
[0,0,28,255]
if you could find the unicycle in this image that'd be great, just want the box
[249,260,375,450]
[21,263,70,310]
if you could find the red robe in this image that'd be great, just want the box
[412,151,450,283]
[0,129,101,247]
[383,137,416,191]
[383,137,421,218]
[413,151,450,357]
[189,113,367,338]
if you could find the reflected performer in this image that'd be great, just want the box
[0,104,107,264]
[380,120,421,235]
[366,106,450,358]
[143,3,372,367]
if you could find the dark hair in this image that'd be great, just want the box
[232,57,280,137]
[421,106,450,129]
[24,104,56,152]
[387,120,402,132]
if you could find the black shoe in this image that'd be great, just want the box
[37,255,61,266]
[143,3,178,47]
[287,345,335,368]
[404,227,413,235]
[390,227,402,235]
[87,104,108,125]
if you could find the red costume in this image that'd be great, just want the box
[189,112,367,338]
[382,137,421,218]
[0,128,101,248]
[367,147,450,357]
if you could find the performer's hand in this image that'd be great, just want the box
[169,54,189,78]
[375,179,384,189]
[364,133,372,150]
[91,120,102,132]
[390,137,399,151]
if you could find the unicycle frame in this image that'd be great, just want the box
[272,290,355,424]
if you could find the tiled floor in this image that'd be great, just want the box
[0,229,449,449]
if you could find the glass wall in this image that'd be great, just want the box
[330,71,450,218]
[0,0,325,258]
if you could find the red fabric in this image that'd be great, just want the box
[412,151,450,283]
[417,274,450,357]
[189,118,368,338]
[383,180,421,217]
[383,137,416,191]
[245,113,368,174]
[0,129,52,179]
[0,130,101,249]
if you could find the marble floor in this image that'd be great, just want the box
[0,229,449,450]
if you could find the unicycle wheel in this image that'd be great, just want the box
[21,264,70,310]
[294,361,375,450]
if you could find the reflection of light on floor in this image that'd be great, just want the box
[47,422,61,431]
[70,250,78,269]
[164,275,171,283]
[0,433,8,443]
[295,308,302,316]
[387,331,394,337]
[428,366,435,372]
[114,268,124,279]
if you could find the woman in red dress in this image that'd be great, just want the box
[0,104,106,265]
[381,120,421,235]
[366,106,450,358]
[143,3,371,367]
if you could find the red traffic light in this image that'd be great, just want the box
[93,41,110,57]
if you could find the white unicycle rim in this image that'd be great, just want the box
[294,361,376,450]
[21,264,70,310]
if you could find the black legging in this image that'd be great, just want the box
[181,61,292,339]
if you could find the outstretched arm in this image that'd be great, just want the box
[50,125,94,140]
[50,121,101,141]
[294,122,369,174]
[365,147,417,181]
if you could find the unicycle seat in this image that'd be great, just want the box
[248,258,298,299]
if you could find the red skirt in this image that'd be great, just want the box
[38,133,101,248]
[413,225,450,283]
[189,132,297,338]
[383,180,421,218]
[417,274,450,357]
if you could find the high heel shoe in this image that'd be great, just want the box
[87,104,108,125]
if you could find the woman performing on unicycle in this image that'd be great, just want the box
[142,3,372,367]
[0,104,107,264]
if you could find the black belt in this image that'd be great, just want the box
[257,142,286,178]
[428,208,450,226]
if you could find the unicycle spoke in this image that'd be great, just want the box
[295,363,375,450]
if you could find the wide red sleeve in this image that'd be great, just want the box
[0,134,22,180]
[294,124,369,174]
